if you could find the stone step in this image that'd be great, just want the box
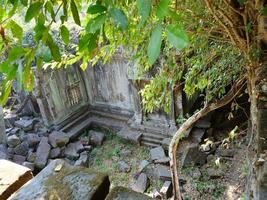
[61,110,91,132]
[66,118,93,140]
[89,107,132,122]
[141,141,160,148]
[142,132,166,140]
[141,137,162,145]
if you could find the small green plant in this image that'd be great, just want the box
[194,180,208,192]
[176,114,187,125]
[94,157,102,166]
[90,148,99,157]
[181,166,195,175]
[241,163,248,177]
[213,184,225,198]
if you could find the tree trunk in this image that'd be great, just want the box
[246,61,267,199]
[169,78,246,199]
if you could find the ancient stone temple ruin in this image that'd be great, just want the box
[35,54,181,148]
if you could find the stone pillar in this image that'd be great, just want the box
[129,80,142,124]
[33,70,54,127]
[0,106,6,144]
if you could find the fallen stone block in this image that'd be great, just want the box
[150,146,166,161]
[48,131,69,148]
[49,148,61,159]
[27,150,36,163]
[13,155,26,165]
[35,137,51,169]
[64,141,84,160]
[74,151,89,167]
[0,159,33,200]
[89,130,105,146]
[9,159,110,200]
[190,128,206,143]
[7,135,20,148]
[14,141,29,156]
[24,134,40,148]
[14,119,34,131]
[138,160,150,173]
[156,165,172,181]
[154,157,170,164]
[4,113,18,128]
[130,173,149,193]
[106,186,153,200]
[160,181,173,199]
[117,128,142,144]
[181,144,207,167]
[118,161,131,173]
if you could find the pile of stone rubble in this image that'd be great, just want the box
[1,113,105,172]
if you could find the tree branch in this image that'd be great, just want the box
[168,77,246,200]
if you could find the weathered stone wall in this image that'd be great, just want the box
[35,65,89,126]
[82,56,134,113]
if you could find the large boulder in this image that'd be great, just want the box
[0,160,33,200]
[106,187,153,200]
[9,159,110,200]
[35,137,51,169]
[48,131,69,148]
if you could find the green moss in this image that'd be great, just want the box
[44,165,107,199]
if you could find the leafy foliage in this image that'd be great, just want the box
[0,0,250,116]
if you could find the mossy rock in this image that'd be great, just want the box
[105,186,153,200]
[9,159,110,200]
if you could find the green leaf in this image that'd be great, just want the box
[86,14,107,33]
[20,0,28,6]
[79,34,91,51]
[70,0,81,26]
[22,69,34,91]
[166,24,189,50]
[147,24,162,65]
[8,46,25,62]
[260,7,267,16]
[45,1,55,21]
[156,0,170,20]
[78,32,98,53]
[25,2,42,22]
[87,32,98,53]
[6,20,23,40]
[0,80,12,105]
[60,25,70,44]
[46,34,61,62]
[237,0,246,6]
[87,4,107,14]
[137,0,151,26]
[0,62,9,73]
[109,8,128,30]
